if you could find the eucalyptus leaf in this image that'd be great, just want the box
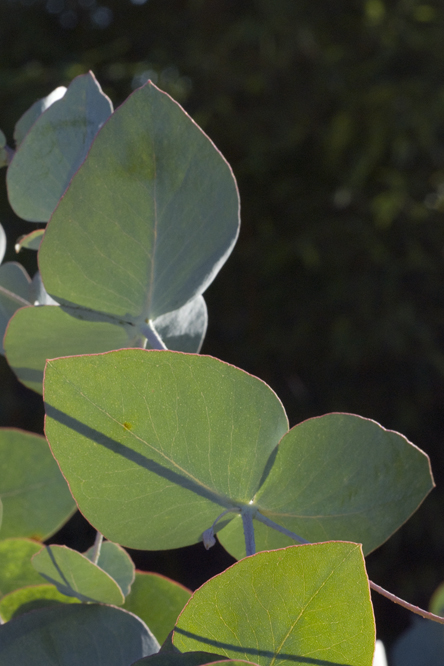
[391,618,444,666]
[0,262,32,354]
[13,86,66,147]
[43,349,288,550]
[7,72,112,222]
[0,603,160,665]
[0,584,80,622]
[173,542,375,666]
[84,540,135,598]
[15,229,45,253]
[0,539,43,598]
[219,413,434,558]
[5,296,206,393]
[0,130,7,168]
[31,544,125,605]
[122,572,191,643]
[0,428,75,540]
[38,81,240,322]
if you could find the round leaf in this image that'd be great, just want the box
[43,349,289,550]
[0,539,43,598]
[0,428,75,540]
[122,572,191,643]
[7,72,112,222]
[174,542,375,666]
[0,602,160,665]
[13,86,66,147]
[0,584,80,622]
[31,544,125,605]
[84,540,135,598]
[38,81,240,320]
[0,262,32,354]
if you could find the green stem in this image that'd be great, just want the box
[241,506,256,556]
[255,512,310,543]
[91,532,103,565]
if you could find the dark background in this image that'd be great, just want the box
[2,0,444,653]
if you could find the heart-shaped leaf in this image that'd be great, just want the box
[0,539,43,598]
[43,349,288,550]
[0,583,80,622]
[84,540,135,598]
[173,542,375,666]
[0,428,75,540]
[0,603,160,665]
[7,72,112,222]
[5,295,207,393]
[31,544,125,604]
[38,81,239,322]
[122,572,191,643]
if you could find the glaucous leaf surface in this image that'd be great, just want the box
[0,583,80,622]
[0,539,43,598]
[84,540,135,598]
[122,572,191,644]
[13,86,66,147]
[219,413,434,558]
[7,72,112,222]
[132,654,237,666]
[174,543,375,666]
[0,223,5,263]
[43,350,432,555]
[15,229,45,253]
[32,544,125,604]
[0,263,31,354]
[0,428,75,540]
[43,350,288,549]
[5,296,207,393]
[38,81,240,321]
[0,603,160,665]
[391,618,444,666]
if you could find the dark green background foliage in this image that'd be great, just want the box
[2,0,444,649]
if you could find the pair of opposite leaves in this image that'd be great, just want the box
[3,71,240,390]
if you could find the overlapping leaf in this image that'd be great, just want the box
[122,572,191,643]
[43,349,289,550]
[84,540,135,598]
[0,428,75,540]
[0,584,80,622]
[173,543,375,666]
[0,262,32,354]
[7,72,112,222]
[32,545,126,604]
[133,654,245,666]
[0,539,43,598]
[0,603,160,665]
[43,349,433,556]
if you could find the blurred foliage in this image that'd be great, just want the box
[3,0,444,648]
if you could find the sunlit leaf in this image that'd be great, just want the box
[0,584,80,622]
[0,539,43,598]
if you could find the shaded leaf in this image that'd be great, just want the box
[0,223,5,264]
[174,542,375,666]
[38,81,239,321]
[84,540,135,598]
[0,539,43,598]
[391,618,444,666]
[43,349,288,550]
[0,602,160,665]
[31,544,125,604]
[122,572,191,643]
[7,72,112,222]
[15,229,45,253]
[0,428,75,540]
[14,86,66,147]
[0,584,80,622]
[0,263,32,354]
[132,653,235,666]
